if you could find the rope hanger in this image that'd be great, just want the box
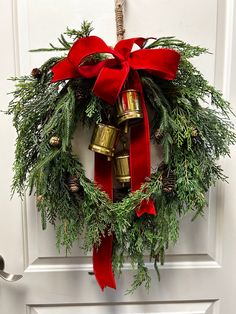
[115,0,126,41]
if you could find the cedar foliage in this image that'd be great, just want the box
[7,22,235,292]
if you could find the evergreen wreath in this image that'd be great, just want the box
[7,22,235,292]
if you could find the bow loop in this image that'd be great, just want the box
[93,60,130,105]
[129,48,180,80]
[114,37,147,59]
[68,36,123,67]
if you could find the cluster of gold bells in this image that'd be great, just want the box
[88,89,143,186]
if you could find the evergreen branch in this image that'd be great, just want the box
[30,20,94,53]
[146,36,209,58]
[30,47,68,52]
[64,21,94,40]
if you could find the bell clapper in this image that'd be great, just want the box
[122,139,127,151]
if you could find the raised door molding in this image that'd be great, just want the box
[28,300,218,314]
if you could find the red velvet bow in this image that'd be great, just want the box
[51,36,180,290]
[52,36,180,104]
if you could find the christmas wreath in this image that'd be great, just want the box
[7,22,235,292]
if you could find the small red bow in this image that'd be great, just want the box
[51,36,180,291]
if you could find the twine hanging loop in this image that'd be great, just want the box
[115,0,126,41]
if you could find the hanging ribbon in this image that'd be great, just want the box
[51,35,180,290]
[93,153,116,290]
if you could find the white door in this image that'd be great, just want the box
[1,0,236,313]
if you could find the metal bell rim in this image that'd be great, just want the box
[115,153,130,159]
[95,123,119,132]
[120,89,139,94]
[115,175,131,183]
[117,111,143,125]
[88,143,115,157]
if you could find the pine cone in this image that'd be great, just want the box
[162,170,176,193]
[67,176,80,193]
[75,84,90,102]
[158,162,176,193]
[31,68,42,79]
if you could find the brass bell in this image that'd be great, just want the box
[89,123,119,160]
[114,152,131,186]
[116,89,143,127]
[49,136,61,147]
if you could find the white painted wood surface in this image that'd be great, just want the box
[0,0,236,313]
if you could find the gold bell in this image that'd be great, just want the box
[116,89,143,127]
[89,123,119,160]
[114,152,131,186]
[49,136,61,147]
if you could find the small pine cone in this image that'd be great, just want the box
[67,176,80,193]
[31,68,42,79]
[155,129,164,144]
[75,88,86,101]
[75,86,90,102]
[162,170,176,193]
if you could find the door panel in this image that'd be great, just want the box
[0,0,236,313]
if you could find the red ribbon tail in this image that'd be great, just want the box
[129,71,157,217]
[136,199,156,217]
[93,233,116,290]
[129,87,150,191]
[94,153,113,199]
[130,71,156,217]
[93,153,116,290]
